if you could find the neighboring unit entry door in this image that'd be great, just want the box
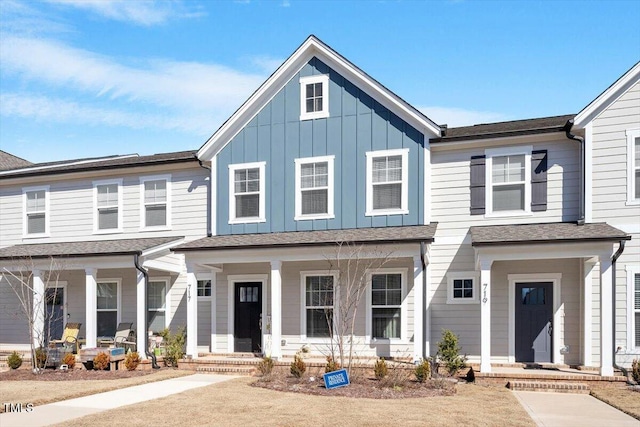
[234,282,262,353]
[515,282,553,363]
[45,287,65,343]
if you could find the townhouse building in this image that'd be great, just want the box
[1,36,637,376]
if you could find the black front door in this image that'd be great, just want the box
[234,282,262,353]
[515,282,553,363]
[45,287,64,343]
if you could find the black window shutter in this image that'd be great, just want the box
[531,150,548,212]
[470,155,486,215]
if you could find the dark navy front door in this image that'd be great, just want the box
[234,283,262,353]
[515,282,553,363]
[45,287,64,342]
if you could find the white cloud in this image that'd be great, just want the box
[418,106,509,127]
[249,55,285,74]
[0,36,266,121]
[46,0,205,26]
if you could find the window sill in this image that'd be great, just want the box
[140,226,172,232]
[369,338,407,345]
[22,233,50,239]
[93,229,123,235]
[446,299,480,305]
[484,211,533,219]
[197,296,212,301]
[625,200,640,206]
[300,111,329,121]
[294,214,335,221]
[365,209,409,217]
[228,217,266,225]
[300,337,334,344]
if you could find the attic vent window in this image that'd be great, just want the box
[300,74,329,120]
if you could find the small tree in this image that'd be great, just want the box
[436,329,467,376]
[2,257,67,373]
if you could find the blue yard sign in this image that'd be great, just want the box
[323,368,350,389]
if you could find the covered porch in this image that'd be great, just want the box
[470,222,630,376]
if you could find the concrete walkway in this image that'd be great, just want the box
[514,390,639,427]
[0,373,237,427]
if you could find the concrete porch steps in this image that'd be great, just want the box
[507,380,591,394]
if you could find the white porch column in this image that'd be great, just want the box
[413,255,424,362]
[583,260,595,367]
[210,272,217,353]
[85,268,97,348]
[186,264,198,358]
[136,270,147,358]
[479,259,492,373]
[425,258,432,358]
[32,269,45,348]
[599,254,613,376]
[270,260,282,359]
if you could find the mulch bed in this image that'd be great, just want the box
[252,374,458,399]
[0,367,155,381]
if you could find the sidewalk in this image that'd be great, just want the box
[0,373,237,427]
[514,390,639,427]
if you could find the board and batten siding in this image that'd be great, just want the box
[590,80,640,361]
[215,57,425,235]
[0,164,208,247]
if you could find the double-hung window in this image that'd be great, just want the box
[485,146,532,215]
[97,280,120,337]
[365,149,409,216]
[295,156,334,220]
[299,75,329,120]
[302,274,334,339]
[447,272,479,304]
[23,186,49,237]
[94,179,122,233]
[627,129,640,204]
[140,175,171,229]
[197,279,212,298]
[369,271,405,340]
[148,279,168,333]
[229,162,265,224]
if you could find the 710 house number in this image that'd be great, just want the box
[3,403,34,413]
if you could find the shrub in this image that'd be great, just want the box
[632,359,640,384]
[61,352,76,369]
[373,357,388,380]
[436,329,467,376]
[257,356,274,376]
[93,352,110,370]
[35,347,47,369]
[124,351,141,371]
[379,361,410,389]
[159,327,186,368]
[414,358,431,383]
[290,354,306,378]
[7,351,22,369]
[325,356,340,373]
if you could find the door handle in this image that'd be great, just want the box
[548,318,553,336]
[258,316,262,330]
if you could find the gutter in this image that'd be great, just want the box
[611,240,629,381]
[197,157,213,237]
[563,120,586,225]
[134,253,160,369]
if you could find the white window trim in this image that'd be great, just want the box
[148,277,171,331]
[365,148,410,216]
[299,74,330,121]
[485,146,532,217]
[365,268,408,343]
[299,271,338,343]
[93,179,123,234]
[627,265,640,350]
[139,174,172,231]
[22,185,50,238]
[96,279,122,335]
[228,162,266,224]
[626,128,640,205]
[197,274,213,301]
[294,155,335,220]
[446,272,480,304]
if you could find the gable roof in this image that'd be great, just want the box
[431,114,575,143]
[0,150,32,171]
[573,61,640,128]
[197,35,441,160]
[0,150,198,179]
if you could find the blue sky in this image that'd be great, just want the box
[1,0,638,164]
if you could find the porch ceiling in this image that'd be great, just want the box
[0,236,183,260]
[173,224,437,252]
[470,222,629,247]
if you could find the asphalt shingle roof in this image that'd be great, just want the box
[0,237,183,260]
[470,222,629,247]
[0,151,32,171]
[432,114,575,143]
[174,225,438,251]
[0,150,198,179]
